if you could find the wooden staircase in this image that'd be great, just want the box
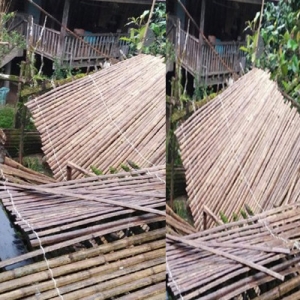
[0,48,24,68]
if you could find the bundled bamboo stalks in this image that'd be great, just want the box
[0,166,165,266]
[175,68,300,230]
[0,228,165,299]
[26,55,166,181]
[167,204,300,300]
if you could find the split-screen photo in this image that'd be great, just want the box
[0,0,299,299]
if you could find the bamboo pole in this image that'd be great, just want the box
[4,182,165,216]
[167,234,285,281]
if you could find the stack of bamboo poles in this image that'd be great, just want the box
[0,166,165,299]
[166,204,196,236]
[0,229,165,299]
[0,166,165,251]
[175,68,300,230]
[26,54,166,181]
[0,157,55,184]
[167,203,300,300]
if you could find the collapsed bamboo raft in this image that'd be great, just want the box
[167,203,300,300]
[0,166,165,299]
[0,157,56,185]
[175,68,300,230]
[0,166,165,250]
[0,229,165,299]
[26,54,166,181]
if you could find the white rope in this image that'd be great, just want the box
[166,258,185,300]
[218,93,299,249]
[88,75,166,184]
[0,168,64,299]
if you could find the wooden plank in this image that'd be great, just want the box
[168,234,285,281]
[4,181,165,216]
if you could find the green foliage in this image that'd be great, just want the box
[220,211,229,224]
[126,160,140,170]
[0,105,14,128]
[52,59,82,80]
[90,165,103,175]
[219,205,255,224]
[121,3,166,56]
[109,166,118,174]
[120,164,130,172]
[0,12,26,65]
[23,157,43,173]
[242,0,300,107]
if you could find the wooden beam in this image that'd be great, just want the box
[199,0,206,44]
[167,234,285,281]
[58,0,71,60]
[5,182,166,216]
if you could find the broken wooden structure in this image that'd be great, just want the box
[167,203,300,299]
[0,157,55,185]
[26,55,166,181]
[175,68,300,230]
[0,166,165,299]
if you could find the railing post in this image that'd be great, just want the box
[58,0,70,64]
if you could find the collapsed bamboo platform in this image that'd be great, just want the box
[167,203,300,300]
[0,166,165,299]
[0,157,56,185]
[26,54,166,181]
[175,68,300,230]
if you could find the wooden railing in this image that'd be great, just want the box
[63,33,129,62]
[31,24,129,63]
[32,24,60,59]
[201,41,246,76]
[176,28,246,77]
[177,28,201,75]
[6,13,28,36]
[9,13,130,65]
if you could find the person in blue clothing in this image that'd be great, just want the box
[208,35,223,55]
[74,28,96,45]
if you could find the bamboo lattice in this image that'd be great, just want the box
[167,203,300,300]
[26,55,166,181]
[175,68,300,230]
[0,166,165,299]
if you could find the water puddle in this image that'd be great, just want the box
[0,202,32,270]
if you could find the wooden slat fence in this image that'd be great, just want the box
[3,129,41,157]
[31,23,129,63]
